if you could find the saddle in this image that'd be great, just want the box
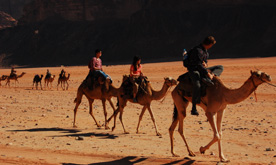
[121,75,150,98]
[177,72,207,97]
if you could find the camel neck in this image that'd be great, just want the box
[151,82,170,100]
[224,76,259,104]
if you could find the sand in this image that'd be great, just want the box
[0,57,276,165]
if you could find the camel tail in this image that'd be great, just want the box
[173,104,178,120]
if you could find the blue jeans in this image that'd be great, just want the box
[92,70,112,82]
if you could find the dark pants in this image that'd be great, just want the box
[188,65,224,105]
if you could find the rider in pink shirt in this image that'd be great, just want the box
[130,56,143,102]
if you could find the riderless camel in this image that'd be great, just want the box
[6,72,26,87]
[169,70,271,162]
[57,73,70,90]
[107,76,177,136]
[32,74,43,90]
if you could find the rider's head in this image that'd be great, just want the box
[202,36,216,50]
[95,49,102,58]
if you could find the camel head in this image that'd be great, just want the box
[164,77,177,86]
[250,70,271,85]
[41,74,44,78]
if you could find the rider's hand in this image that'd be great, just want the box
[202,61,207,67]
[208,72,214,80]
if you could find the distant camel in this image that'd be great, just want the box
[73,77,117,129]
[6,72,26,87]
[169,70,271,162]
[0,75,8,86]
[107,76,177,136]
[32,74,43,90]
[44,75,55,89]
[57,73,70,90]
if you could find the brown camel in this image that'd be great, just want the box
[107,76,177,136]
[169,70,271,162]
[32,74,44,90]
[73,78,118,129]
[0,75,8,86]
[57,73,70,90]
[44,75,55,89]
[6,72,26,87]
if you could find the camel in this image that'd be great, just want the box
[6,72,26,87]
[73,77,118,129]
[57,73,70,90]
[169,70,271,162]
[107,76,177,136]
[32,74,43,90]
[44,75,55,89]
[0,75,8,86]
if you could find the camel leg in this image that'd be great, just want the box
[136,106,147,134]
[169,107,179,157]
[216,109,229,162]
[105,98,116,129]
[88,99,101,127]
[147,105,161,136]
[200,111,220,155]
[111,98,129,134]
[101,99,109,129]
[66,81,69,90]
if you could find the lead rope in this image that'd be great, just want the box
[159,83,172,103]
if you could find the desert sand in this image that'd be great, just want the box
[0,57,276,165]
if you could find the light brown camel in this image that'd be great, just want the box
[57,73,70,90]
[44,75,55,89]
[73,78,118,129]
[6,72,26,87]
[107,76,177,136]
[32,74,43,90]
[169,70,271,162]
[0,75,8,86]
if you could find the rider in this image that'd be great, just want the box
[45,69,51,79]
[10,67,16,78]
[185,36,223,116]
[130,56,144,102]
[59,69,66,78]
[87,49,112,89]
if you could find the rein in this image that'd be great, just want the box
[159,82,172,103]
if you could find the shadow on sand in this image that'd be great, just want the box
[51,132,118,139]
[8,127,81,133]
[62,156,196,165]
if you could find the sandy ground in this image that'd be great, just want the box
[0,57,276,165]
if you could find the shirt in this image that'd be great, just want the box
[88,57,102,71]
[130,64,142,76]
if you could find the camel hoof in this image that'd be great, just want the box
[200,146,205,154]
[156,132,162,137]
[221,159,230,163]
[172,153,180,157]
[112,127,115,131]
[124,131,130,134]
[105,126,110,130]
[73,125,78,128]
[188,152,196,157]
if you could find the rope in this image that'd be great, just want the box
[158,85,172,103]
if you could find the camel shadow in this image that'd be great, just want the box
[8,127,81,134]
[52,132,118,139]
[162,157,196,165]
[62,156,147,165]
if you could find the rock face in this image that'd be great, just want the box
[0,11,17,30]
[0,0,276,67]
[0,0,32,19]
[19,0,144,23]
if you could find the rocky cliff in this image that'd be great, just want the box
[0,0,276,67]
[0,11,17,29]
